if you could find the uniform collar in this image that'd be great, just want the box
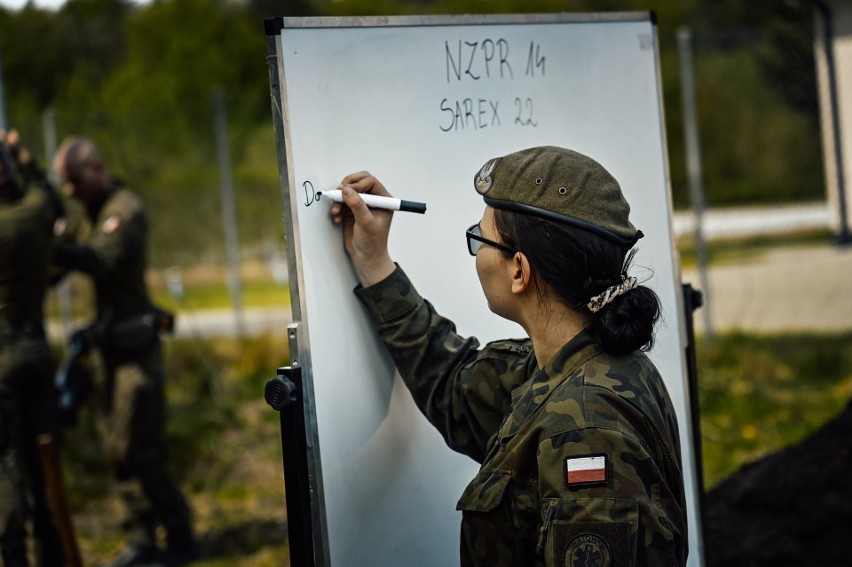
[497,330,602,445]
[86,180,121,221]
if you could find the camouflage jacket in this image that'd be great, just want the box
[355,266,687,567]
[57,184,152,319]
[0,187,57,335]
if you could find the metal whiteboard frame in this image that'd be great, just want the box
[266,13,704,567]
[266,23,330,566]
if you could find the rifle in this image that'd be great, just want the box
[36,434,82,567]
[48,333,91,565]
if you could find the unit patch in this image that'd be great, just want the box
[565,533,611,567]
[102,215,122,234]
[565,454,608,488]
[53,217,67,237]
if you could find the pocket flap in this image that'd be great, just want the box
[456,471,511,513]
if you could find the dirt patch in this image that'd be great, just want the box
[704,399,852,565]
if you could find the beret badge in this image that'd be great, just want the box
[475,158,499,195]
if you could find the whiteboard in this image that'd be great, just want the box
[267,13,703,567]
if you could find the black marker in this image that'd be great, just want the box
[317,189,427,214]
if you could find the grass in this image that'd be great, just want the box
[54,330,852,564]
[696,331,852,489]
[151,279,292,313]
[44,261,292,323]
[58,335,292,566]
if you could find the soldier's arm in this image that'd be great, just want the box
[536,423,686,566]
[3,129,65,220]
[55,206,145,276]
[355,264,532,463]
[53,243,103,276]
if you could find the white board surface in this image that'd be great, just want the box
[270,13,703,567]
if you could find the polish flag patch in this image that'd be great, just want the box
[565,455,609,487]
[102,215,122,234]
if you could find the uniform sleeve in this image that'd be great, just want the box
[86,206,146,272]
[355,265,534,463]
[53,204,146,277]
[537,425,686,567]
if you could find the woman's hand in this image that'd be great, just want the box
[331,171,396,286]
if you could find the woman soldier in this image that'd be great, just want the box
[330,146,687,566]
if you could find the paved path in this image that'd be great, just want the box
[179,239,852,338]
[682,243,852,334]
[672,202,831,240]
[173,307,293,338]
[675,201,852,334]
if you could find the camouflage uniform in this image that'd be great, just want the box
[355,266,687,567]
[0,183,64,564]
[53,183,195,552]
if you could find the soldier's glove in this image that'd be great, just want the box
[68,323,104,354]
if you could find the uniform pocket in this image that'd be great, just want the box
[541,497,637,567]
[456,470,511,512]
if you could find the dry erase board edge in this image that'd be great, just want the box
[265,29,333,567]
[276,12,654,30]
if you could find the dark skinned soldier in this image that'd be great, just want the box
[52,137,199,567]
[330,147,687,566]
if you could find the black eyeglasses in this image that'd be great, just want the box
[466,223,515,256]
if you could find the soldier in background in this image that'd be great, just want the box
[52,137,199,567]
[331,147,688,566]
[0,130,67,566]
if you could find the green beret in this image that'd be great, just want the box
[473,146,643,247]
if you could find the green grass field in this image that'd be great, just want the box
[696,332,852,488]
[59,336,292,566]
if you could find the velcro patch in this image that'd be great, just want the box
[565,454,609,488]
[53,217,67,237]
[102,215,122,234]
[551,522,633,567]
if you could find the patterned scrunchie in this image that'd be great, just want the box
[586,276,638,313]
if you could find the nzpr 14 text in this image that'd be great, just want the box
[439,38,546,133]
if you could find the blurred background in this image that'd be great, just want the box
[1,0,850,565]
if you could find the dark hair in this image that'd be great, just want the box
[493,208,661,356]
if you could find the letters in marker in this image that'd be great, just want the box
[565,455,609,487]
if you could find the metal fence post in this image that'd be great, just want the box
[213,88,246,338]
[678,26,714,342]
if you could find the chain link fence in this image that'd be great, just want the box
[663,12,842,337]
[5,7,836,338]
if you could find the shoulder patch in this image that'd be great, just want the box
[54,217,67,237]
[102,215,122,234]
[565,454,609,488]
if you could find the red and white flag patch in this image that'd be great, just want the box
[102,215,122,234]
[565,455,609,487]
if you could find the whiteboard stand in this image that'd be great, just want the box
[264,323,315,566]
[681,284,709,552]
